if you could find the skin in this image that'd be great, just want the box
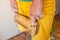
[30,0,44,25]
[10,0,18,12]
[10,0,44,26]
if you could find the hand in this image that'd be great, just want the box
[30,4,44,26]
[10,0,18,13]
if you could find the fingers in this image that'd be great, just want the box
[36,11,44,19]
[10,0,18,13]
[30,15,36,26]
[35,16,40,20]
[30,13,44,27]
[38,13,44,18]
[13,4,18,12]
[36,13,44,20]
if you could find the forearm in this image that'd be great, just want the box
[32,0,43,11]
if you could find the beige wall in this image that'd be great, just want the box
[0,0,19,40]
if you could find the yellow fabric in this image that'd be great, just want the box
[16,0,56,40]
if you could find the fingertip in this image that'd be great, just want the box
[35,16,40,21]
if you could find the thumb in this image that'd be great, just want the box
[13,5,18,13]
[30,15,36,26]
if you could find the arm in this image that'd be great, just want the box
[32,0,43,12]
[30,0,44,25]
